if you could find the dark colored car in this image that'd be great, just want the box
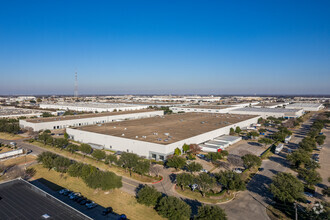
[76,197,85,203]
[102,207,113,216]
[63,190,71,196]
[80,200,87,205]
[258,168,264,171]
[119,214,127,220]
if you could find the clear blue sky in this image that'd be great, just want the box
[0,0,329,95]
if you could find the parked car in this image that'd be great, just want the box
[70,192,81,200]
[197,154,205,158]
[86,201,97,209]
[63,190,71,196]
[306,200,312,204]
[102,207,113,215]
[200,169,208,173]
[304,192,314,198]
[317,146,323,150]
[190,184,198,191]
[119,214,127,220]
[80,200,87,205]
[233,168,243,174]
[258,167,264,172]
[76,197,85,203]
[58,189,69,195]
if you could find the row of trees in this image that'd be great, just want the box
[176,170,246,197]
[37,152,122,190]
[37,132,152,177]
[0,118,20,134]
[137,185,227,220]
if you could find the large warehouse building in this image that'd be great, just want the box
[285,103,324,111]
[66,113,259,160]
[20,110,163,131]
[229,107,304,118]
[39,102,148,113]
[170,102,259,114]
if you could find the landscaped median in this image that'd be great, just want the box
[174,185,235,204]
[0,132,24,140]
[25,140,161,183]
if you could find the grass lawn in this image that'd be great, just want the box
[2,155,36,166]
[175,186,234,204]
[266,205,292,220]
[0,132,23,140]
[31,164,164,220]
[0,146,15,154]
[28,141,158,183]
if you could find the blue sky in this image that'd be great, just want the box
[0,0,329,95]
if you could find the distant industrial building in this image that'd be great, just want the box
[20,110,163,132]
[66,113,258,160]
[39,102,148,113]
[0,106,44,118]
[285,103,324,111]
[200,135,242,152]
[170,102,259,114]
[229,107,304,118]
[253,102,289,108]
[0,178,91,220]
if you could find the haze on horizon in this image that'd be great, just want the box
[0,0,329,96]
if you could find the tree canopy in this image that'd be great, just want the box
[241,154,262,169]
[167,156,186,170]
[91,149,106,161]
[269,172,304,203]
[216,170,245,192]
[156,196,191,220]
[195,205,227,220]
[137,185,162,207]
[186,162,203,173]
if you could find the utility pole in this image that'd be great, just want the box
[294,202,298,220]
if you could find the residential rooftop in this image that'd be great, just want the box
[74,112,256,144]
[25,109,159,123]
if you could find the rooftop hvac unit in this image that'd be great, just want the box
[153,132,158,135]
[157,138,162,141]
[164,133,169,136]
[135,136,139,138]
[124,128,127,130]
[122,134,125,136]
[142,136,147,139]
[113,126,116,128]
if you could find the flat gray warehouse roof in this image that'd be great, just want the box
[74,112,256,144]
[231,107,300,113]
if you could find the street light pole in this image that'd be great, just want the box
[294,202,298,220]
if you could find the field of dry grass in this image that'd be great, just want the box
[2,155,36,166]
[31,164,164,220]
[0,132,23,140]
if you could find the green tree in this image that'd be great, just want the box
[229,128,235,135]
[287,149,310,168]
[105,154,117,166]
[64,132,69,139]
[247,131,259,139]
[91,149,106,161]
[44,129,51,134]
[195,205,227,220]
[41,112,53,117]
[182,144,190,153]
[176,173,194,191]
[156,196,191,220]
[67,162,84,177]
[174,147,182,156]
[196,173,216,197]
[186,162,203,173]
[299,137,316,152]
[235,126,242,134]
[166,156,186,170]
[298,168,322,187]
[258,137,273,148]
[137,185,162,207]
[258,128,267,134]
[315,135,326,146]
[118,152,140,176]
[66,144,79,153]
[216,170,245,193]
[206,152,222,162]
[37,152,58,170]
[38,132,52,145]
[241,154,262,169]
[53,156,71,173]
[79,143,92,155]
[269,172,304,203]
[221,150,229,157]
[135,160,150,176]
[54,138,68,149]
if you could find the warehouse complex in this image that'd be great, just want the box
[285,103,324,111]
[39,102,148,113]
[229,107,304,118]
[170,102,259,114]
[0,178,90,220]
[66,113,259,160]
[0,107,44,118]
[20,110,163,131]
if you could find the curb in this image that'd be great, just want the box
[151,176,164,184]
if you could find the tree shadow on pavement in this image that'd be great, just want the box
[247,174,273,204]
[268,156,290,168]
[182,198,202,217]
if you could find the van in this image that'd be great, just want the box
[9,142,17,147]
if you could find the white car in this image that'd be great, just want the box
[304,192,314,198]
[233,168,243,174]
[200,169,208,173]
